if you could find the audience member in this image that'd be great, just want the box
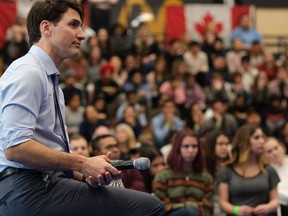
[91,125,113,140]
[164,38,185,73]
[264,137,288,216]
[123,68,152,104]
[205,73,232,106]
[60,68,86,105]
[226,38,247,74]
[146,56,170,108]
[249,40,264,68]
[201,31,221,67]
[97,27,111,60]
[257,50,278,81]
[204,129,230,178]
[251,71,271,115]
[138,144,167,194]
[114,123,139,160]
[268,66,288,101]
[201,98,238,140]
[79,105,110,143]
[217,124,279,216]
[231,13,263,50]
[183,40,209,87]
[2,23,29,71]
[115,90,148,127]
[93,94,110,124]
[109,22,132,60]
[229,72,251,106]
[204,129,230,216]
[265,94,287,136]
[228,93,250,127]
[210,54,231,82]
[62,52,88,84]
[208,38,227,69]
[153,128,214,216]
[123,53,140,74]
[130,25,161,75]
[239,55,259,91]
[70,133,90,157]
[91,134,146,192]
[65,93,85,135]
[185,103,205,136]
[159,74,186,119]
[110,55,128,87]
[184,73,206,112]
[116,105,143,138]
[92,62,123,117]
[151,99,184,148]
[88,0,118,33]
[86,45,106,84]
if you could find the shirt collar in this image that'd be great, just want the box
[29,45,60,77]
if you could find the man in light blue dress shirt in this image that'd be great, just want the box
[0,0,163,215]
[231,13,263,50]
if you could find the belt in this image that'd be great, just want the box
[0,167,21,181]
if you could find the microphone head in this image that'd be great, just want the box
[133,157,151,170]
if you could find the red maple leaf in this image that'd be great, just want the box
[194,12,224,36]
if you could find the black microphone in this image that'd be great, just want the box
[111,157,150,170]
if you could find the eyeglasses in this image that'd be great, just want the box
[181,144,199,149]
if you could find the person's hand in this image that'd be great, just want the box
[165,112,174,125]
[81,153,120,188]
[238,205,254,216]
[85,171,122,188]
[253,204,270,216]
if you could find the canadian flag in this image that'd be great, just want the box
[165,4,254,47]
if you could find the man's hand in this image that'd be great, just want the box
[85,171,122,188]
[81,152,121,188]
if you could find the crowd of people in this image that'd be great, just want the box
[1,0,288,215]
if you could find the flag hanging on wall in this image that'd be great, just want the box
[165,4,254,47]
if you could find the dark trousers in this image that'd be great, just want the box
[0,170,164,216]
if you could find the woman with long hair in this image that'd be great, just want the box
[114,123,139,160]
[217,124,279,216]
[204,129,230,178]
[204,129,230,216]
[153,128,214,216]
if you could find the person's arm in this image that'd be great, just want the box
[5,139,119,187]
[253,187,279,215]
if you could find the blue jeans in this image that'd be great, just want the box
[166,208,200,216]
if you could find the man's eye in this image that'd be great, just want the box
[70,21,80,28]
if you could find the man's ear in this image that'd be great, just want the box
[39,20,52,36]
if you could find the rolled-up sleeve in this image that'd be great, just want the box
[1,64,45,149]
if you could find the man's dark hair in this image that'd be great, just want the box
[90,134,115,151]
[27,0,84,46]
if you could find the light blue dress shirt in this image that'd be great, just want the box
[231,27,263,46]
[0,45,70,171]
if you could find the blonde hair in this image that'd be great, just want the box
[115,123,138,150]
